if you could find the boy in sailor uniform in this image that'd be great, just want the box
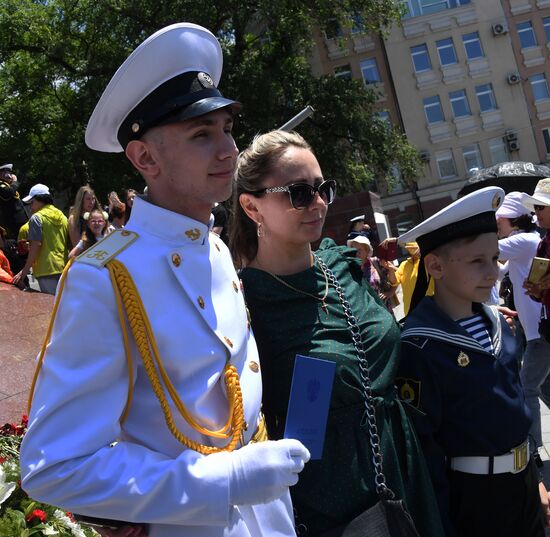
[396,187,548,537]
[19,23,309,537]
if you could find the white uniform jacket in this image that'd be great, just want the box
[20,197,295,537]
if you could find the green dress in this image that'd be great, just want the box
[240,242,444,537]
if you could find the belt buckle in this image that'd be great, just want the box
[511,440,528,474]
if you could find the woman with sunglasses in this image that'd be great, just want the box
[230,130,444,537]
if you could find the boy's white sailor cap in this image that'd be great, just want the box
[349,214,365,223]
[398,186,504,255]
[0,163,13,171]
[85,22,241,153]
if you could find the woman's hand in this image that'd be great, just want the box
[523,278,542,299]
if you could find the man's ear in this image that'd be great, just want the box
[125,140,160,180]
[239,193,261,224]
[424,252,444,280]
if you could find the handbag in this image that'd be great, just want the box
[314,255,420,537]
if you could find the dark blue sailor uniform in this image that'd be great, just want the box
[397,297,542,537]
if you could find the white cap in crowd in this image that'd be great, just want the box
[522,178,550,210]
[22,184,50,203]
[86,22,241,153]
[495,191,533,219]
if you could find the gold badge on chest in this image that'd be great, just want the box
[185,228,201,241]
[457,351,470,367]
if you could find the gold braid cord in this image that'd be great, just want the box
[106,259,246,454]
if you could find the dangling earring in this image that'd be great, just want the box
[257,222,264,238]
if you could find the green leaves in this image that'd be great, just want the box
[0,0,417,200]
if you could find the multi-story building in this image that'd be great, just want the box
[309,0,550,236]
[501,0,550,163]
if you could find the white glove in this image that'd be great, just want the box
[228,439,310,506]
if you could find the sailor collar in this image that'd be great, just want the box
[128,196,213,245]
[401,297,502,356]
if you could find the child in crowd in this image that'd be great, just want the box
[396,187,549,537]
[69,209,112,259]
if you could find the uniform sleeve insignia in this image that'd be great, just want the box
[457,351,470,367]
[396,377,421,408]
[76,229,138,268]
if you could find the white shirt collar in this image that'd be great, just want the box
[127,196,213,245]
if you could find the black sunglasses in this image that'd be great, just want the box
[534,204,548,211]
[251,180,337,210]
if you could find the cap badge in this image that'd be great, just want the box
[185,228,201,241]
[131,122,140,134]
[197,72,214,89]
[492,193,501,209]
[457,351,470,367]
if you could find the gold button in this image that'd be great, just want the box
[249,361,259,373]
[197,296,205,309]
[121,230,130,236]
[215,243,220,251]
[131,122,140,133]
[233,281,239,293]
[172,253,181,267]
[224,336,233,348]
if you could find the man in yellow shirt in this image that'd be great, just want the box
[387,241,434,316]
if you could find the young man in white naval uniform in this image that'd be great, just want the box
[20,23,310,537]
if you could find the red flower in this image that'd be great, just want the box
[66,512,74,521]
[0,457,6,464]
[26,509,47,523]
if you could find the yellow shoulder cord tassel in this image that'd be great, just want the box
[106,259,245,454]
[27,258,134,424]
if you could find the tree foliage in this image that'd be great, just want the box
[0,0,418,203]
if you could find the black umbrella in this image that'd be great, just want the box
[458,161,550,197]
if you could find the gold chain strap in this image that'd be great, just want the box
[106,259,246,454]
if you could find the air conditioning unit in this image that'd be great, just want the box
[507,139,520,152]
[505,130,518,142]
[419,150,431,162]
[507,72,521,85]
[492,22,508,36]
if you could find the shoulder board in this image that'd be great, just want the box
[76,229,139,268]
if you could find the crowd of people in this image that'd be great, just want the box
[0,175,140,294]
[0,20,548,537]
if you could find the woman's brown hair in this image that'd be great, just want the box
[229,130,311,268]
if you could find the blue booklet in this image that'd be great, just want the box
[283,354,336,459]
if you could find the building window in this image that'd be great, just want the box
[411,44,432,73]
[476,83,497,112]
[423,95,445,123]
[351,14,365,34]
[517,21,537,49]
[436,150,457,179]
[530,73,550,101]
[449,89,471,118]
[543,128,550,154]
[334,64,352,80]
[436,38,458,66]
[544,17,550,43]
[462,144,483,174]
[360,58,381,84]
[403,0,471,18]
[488,137,508,164]
[376,110,392,126]
[462,32,484,60]
[325,19,344,39]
